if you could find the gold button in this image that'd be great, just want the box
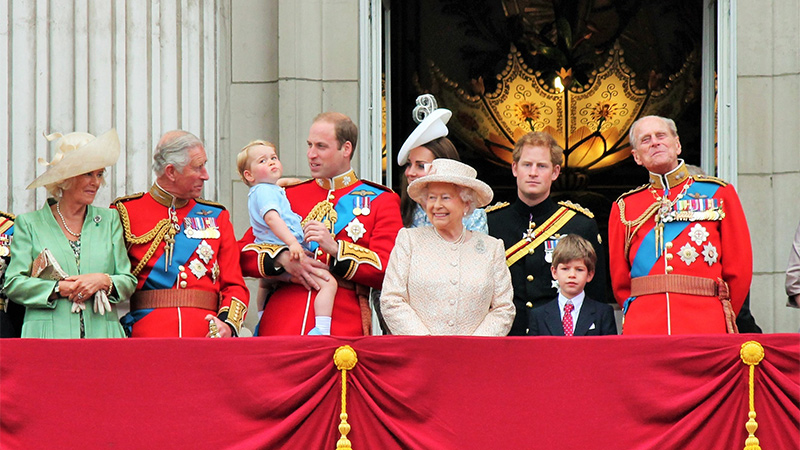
[528,248,534,255]
[665,242,673,250]
[316,249,323,256]
[180,272,188,280]
[665,253,673,260]
[666,266,673,273]
[526,275,534,282]
[178,265,185,271]
[526,302,533,308]
[179,280,187,288]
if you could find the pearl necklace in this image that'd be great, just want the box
[434,226,466,245]
[56,202,82,238]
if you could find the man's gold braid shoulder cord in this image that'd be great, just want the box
[302,200,337,230]
[617,198,660,262]
[115,202,173,276]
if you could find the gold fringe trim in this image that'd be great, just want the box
[740,341,764,450]
[334,345,358,450]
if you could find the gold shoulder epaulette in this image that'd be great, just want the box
[360,179,394,194]
[112,192,145,204]
[485,201,510,213]
[0,211,15,220]
[616,184,649,202]
[283,177,313,187]
[692,174,728,186]
[196,198,227,210]
[558,200,594,218]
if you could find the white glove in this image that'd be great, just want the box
[93,291,112,316]
[71,301,86,314]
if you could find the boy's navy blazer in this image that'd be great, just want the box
[528,296,617,336]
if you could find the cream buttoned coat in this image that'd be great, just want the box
[380,227,515,335]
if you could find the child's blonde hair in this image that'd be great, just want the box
[236,140,277,186]
[551,234,597,273]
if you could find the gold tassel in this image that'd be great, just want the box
[740,341,764,450]
[334,345,358,450]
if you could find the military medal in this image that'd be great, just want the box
[522,215,536,242]
[544,237,559,263]
[184,217,220,239]
[702,243,719,266]
[361,197,371,216]
[352,195,372,217]
[345,218,366,242]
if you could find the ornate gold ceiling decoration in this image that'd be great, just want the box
[427,43,697,172]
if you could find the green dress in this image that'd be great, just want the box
[3,200,136,338]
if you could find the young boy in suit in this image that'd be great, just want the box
[528,234,617,336]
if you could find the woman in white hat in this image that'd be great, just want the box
[4,130,136,338]
[380,159,515,335]
[397,95,487,232]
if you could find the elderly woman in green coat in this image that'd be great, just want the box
[4,129,136,338]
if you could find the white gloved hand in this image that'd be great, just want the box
[93,291,112,316]
[71,301,86,314]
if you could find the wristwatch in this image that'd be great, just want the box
[54,282,61,296]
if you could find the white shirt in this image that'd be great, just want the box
[558,291,585,334]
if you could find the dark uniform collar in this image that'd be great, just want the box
[315,168,358,191]
[512,196,557,220]
[149,182,190,209]
[649,160,690,190]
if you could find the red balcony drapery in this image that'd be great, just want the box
[1,335,798,449]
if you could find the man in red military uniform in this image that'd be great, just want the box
[239,112,402,336]
[113,131,249,337]
[608,116,752,334]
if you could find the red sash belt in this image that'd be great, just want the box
[131,289,219,311]
[630,274,720,297]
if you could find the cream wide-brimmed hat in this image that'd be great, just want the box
[397,95,452,166]
[407,158,493,208]
[26,129,120,189]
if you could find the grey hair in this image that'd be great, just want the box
[417,184,478,216]
[152,131,204,176]
[629,116,678,149]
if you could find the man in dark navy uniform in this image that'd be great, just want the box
[487,132,606,336]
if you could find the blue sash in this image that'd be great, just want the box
[143,202,222,290]
[630,182,720,278]
[307,183,380,251]
[624,181,720,314]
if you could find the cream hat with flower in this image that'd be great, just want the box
[397,94,452,166]
[407,158,493,208]
[26,129,120,189]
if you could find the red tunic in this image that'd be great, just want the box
[608,163,752,334]
[239,170,402,336]
[113,185,249,337]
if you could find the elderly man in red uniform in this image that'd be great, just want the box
[239,112,402,336]
[113,131,249,337]
[609,116,752,334]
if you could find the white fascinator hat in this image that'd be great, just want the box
[397,94,452,166]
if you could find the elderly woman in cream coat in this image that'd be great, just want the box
[380,159,515,335]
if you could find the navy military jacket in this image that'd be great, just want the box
[487,197,607,336]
